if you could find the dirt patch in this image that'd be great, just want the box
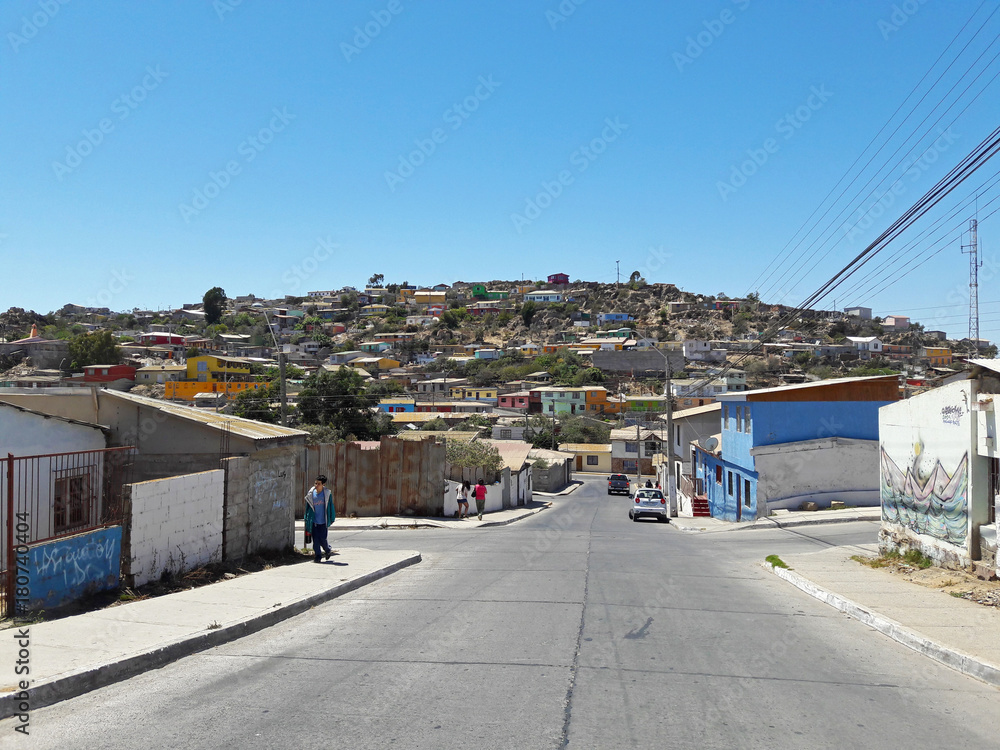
[852,553,1000,608]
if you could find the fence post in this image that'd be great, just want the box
[6,453,14,619]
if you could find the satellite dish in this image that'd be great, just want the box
[703,437,719,452]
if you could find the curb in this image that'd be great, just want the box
[0,552,421,719]
[671,514,880,534]
[477,503,551,528]
[763,561,1000,688]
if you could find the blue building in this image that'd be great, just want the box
[597,312,634,325]
[693,375,899,521]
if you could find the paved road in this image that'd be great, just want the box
[10,476,1000,748]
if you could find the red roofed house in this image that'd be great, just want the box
[547,273,569,286]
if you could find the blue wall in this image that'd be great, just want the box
[721,400,891,473]
[697,449,758,522]
[27,526,122,610]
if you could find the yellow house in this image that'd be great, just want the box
[184,355,253,382]
[414,290,447,305]
[360,304,390,316]
[919,347,953,365]
[165,380,264,401]
[561,443,612,473]
[349,356,401,372]
[450,385,498,400]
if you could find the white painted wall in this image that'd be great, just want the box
[0,406,107,549]
[879,380,988,567]
[752,437,880,513]
[443,479,506,517]
[0,404,106,457]
[128,469,224,587]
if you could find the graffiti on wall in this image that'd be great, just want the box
[881,445,968,546]
[28,526,122,609]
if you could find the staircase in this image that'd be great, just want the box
[691,495,711,518]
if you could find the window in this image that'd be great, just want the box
[736,406,743,432]
[587,455,599,466]
[625,442,638,454]
[727,471,734,495]
[715,465,723,484]
[744,405,751,433]
[500,429,512,439]
[54,474,91,532]
[744,479,752,507]
[644,441,659,455]
[197,360,208,371]
[623,459,638,473]
[722,404,729,428]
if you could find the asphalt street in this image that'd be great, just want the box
[9,475,1000,749]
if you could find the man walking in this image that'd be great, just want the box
[473,479,487,521]
[305,474,335,562]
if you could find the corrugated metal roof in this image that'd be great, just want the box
[104,390,308,441]
[715,374,898,400]
[969,358,1000,375]
[560,443,612,452]
[483,439,533,471]
[670,402,721,420]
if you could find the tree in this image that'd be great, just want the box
[446,439,505,478]
[203,287,227,325]
[67,331,121,371]
[521,301,538,326]
[231,382,280,424]
[368,273,385,288]
[298,367,391,440]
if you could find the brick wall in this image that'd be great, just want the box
[125,470,224,587]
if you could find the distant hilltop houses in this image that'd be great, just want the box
[0,277,992,425]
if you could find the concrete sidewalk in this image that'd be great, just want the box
[766,544,1000,687]
[0,547,420,718]
[314,500,550,531]
[672,506,881,533]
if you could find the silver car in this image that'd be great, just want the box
[629,488,669,523]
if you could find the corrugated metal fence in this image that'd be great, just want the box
[300,437,446,518]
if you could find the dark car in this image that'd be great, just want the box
[607,474,631,495]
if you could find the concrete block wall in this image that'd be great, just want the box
[221,456,251,560]
[127,470,225,587]
[246,453,296,554]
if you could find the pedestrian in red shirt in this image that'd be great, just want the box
[474,479,487,521]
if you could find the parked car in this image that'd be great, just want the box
[629,488,668,523]
[607,474,631,495]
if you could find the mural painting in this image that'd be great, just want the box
[881,444,968,546]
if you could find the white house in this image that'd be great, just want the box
[0,402,109,543]
[524,291,564,303]
[844,306,872,320]
[682,340,727,363]
[846,336,883,360]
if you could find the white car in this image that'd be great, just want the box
[629,488,669,523]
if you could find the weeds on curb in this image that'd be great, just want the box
[766,555,789,569]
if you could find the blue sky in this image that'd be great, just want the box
[2,0,999,341]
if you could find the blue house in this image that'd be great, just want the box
[597,312,634,325]
[693,375,899,521]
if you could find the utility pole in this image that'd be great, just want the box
[278,352,288,426]
[616,260,620,291]
[664,355,676,516]
[962,218,981,352]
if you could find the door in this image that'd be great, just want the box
[576,456,582,471]
[736,476,742,521]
